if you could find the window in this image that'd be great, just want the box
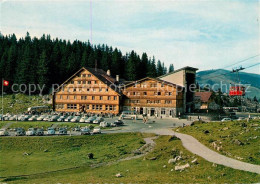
[56,104,64,109]
[133,92,136,96]
[96,105,99,110]
[70,81,74,84]
[109,105,113,111]
[107,96,111,100]
[92,105,95,109]
[161,83,164,87]
[92,96,95,100]
[78,81,81,84]
[143,92,147,96]
[81,96,87,100]
[82,80,86,84]
[165,100,172,104]
[73,88,76,92]
[141,83,147,88]
[86,105,89,109]
[100,105,103,110]
[113,105,116,111]
[161,108,166,115]
[67,104,77,109]
[87,88,90,92]
[67,95,69,100]
[74,96,76,100]
[150,83,157,87]
[105,105,109,110]
[106,88,108,92]
[158,92,161,96]
[93,88,96,92]
[169,92,172,96]
[82,74,86,77]
[60,95,62,99]
[94,81,97,84]
[88,74,91,77]
[100,96,103,100]
[114,96,117,100]
[88,81,91,84]
[99,88,102,92]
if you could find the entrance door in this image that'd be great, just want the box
[150,108,155,116]
[140,108,143,114]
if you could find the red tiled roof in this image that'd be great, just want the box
[195,92,212,102]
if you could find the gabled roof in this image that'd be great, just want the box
[195,92,212,102]
[55,67,122,95]
[124,77,184,89]
[158,66,198,78]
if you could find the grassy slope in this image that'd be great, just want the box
[4,136,259,183]
[0,133,144,177]
[0,94,49,114]
[177,119,260,164]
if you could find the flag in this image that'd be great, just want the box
[3,80,9,86]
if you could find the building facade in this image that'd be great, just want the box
[121,77,184,118]
[53,66,197,117]
[53,67,121,114]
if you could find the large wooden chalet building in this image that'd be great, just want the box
[53,66,197,117]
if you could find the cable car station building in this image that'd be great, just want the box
[53,66,198,117]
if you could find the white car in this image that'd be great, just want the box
[221,118,231,122]
[26,128,37,136]
[80,127,91,135]
[0,129,9,136]
[47,127,55,135]
[100,121,110,127]
[85,117,96,123]
[93,117,104,124]
[37,115,46,121]
[92,127,101,134]
[79,117,88,123]
[9,115,18,121]
[65,116,73,122]
[71,116,81,122]
[49,115,59,122]
[43,116,51,121]
[28,115,38,121]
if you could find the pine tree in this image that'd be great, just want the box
[147,56,157,77]
[157,60,164,76]
[169,64,174,73]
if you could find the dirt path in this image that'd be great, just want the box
[142,128,260,174]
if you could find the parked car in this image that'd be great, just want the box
[114,119,124,126]
[43,115,52,121]
[93,117,104,124]
[71,116,81,122]
[64,116,73,122]
[92,127,101,134]
[58,128,67,135]
[221,118,232,122]
[20,115,32,121]
[36,128,44,136]
[9,115,18,121]
[57,116,66,122]
[47,127,55,135]
[80,127,91,135]
[72,127,81,131]
[100,121,110,127]
[15,128,25,136]
[49,115,59,122]
[28,115,38,121]
[85,117,96,123]
[37,115,47,121]
[238,117,245,121]
[79,117,88,123]
[26,128,37,136]
[17,115,25,121]
[0,129,9,136]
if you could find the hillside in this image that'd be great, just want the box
[197,69,260,99]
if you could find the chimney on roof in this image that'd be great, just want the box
[107,69,111,76]
[116,75,119,82]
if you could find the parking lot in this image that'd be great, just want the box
[0,115,191,137]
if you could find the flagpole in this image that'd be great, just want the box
[2,78,3,122]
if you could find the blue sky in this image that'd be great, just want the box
[0,0,259,74]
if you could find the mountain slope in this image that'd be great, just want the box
[197,69,260,99]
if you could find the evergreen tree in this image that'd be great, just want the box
[169,64,174,73]
[157,60,164,76]
[37,50,49,92]
[147,56,157,77]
